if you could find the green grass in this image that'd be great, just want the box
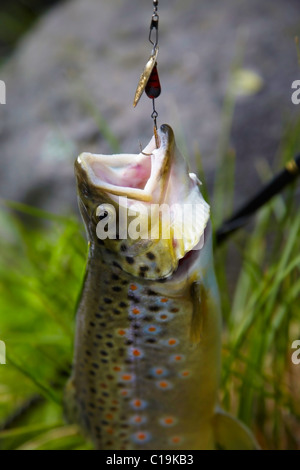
[1,92,300,450]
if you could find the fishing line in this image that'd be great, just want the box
[133,0,161,147]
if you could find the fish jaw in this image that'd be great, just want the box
[75,124,210,280]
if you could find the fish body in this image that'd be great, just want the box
[66,124,258,450]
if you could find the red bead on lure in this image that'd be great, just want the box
[145,64,161,99]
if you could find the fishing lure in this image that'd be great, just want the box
[65,123,259,450]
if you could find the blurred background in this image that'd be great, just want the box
[0,0,300,450]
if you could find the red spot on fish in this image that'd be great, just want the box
[148,326,157,332]
[122,374,133,381]
[132,349,141,357]
[175,355,182,362]
[136,432,147,441]
[113,366,121,372]
[118,329,126,336]
[132,308,140,315]
[164,417,174,425]
[130,284,137,291]
[168,338,177,346]
[158,381,169,389]
[160,298,168,303]
[181,371,190,377]
[171,436,181,444]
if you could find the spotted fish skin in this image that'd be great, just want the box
[69,228,221,450]
[67,124,258,450]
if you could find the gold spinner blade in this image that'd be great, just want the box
[133,47,159,108]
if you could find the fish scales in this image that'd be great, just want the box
[66,124,259,450]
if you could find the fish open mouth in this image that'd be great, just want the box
[76,124,211,265]
[76,124,173,203]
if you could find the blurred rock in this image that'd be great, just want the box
[0,0,299,216]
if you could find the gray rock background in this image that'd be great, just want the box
[0,0,299,216]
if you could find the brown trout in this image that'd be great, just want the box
[66,124,258,450]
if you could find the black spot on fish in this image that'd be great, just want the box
[128,292,140,303]
[85,350,92,356]
[101,351,108,356]
[119,301,127,308]
[146,338,156,344]
[106,342,113,348]
[96,334,102,339]
[112,286,122,292]
[106,333,113,338]
[92,363,99,369]
[89,402,96,409]
[170,307,179,313]
[90,388,97,394]
[100,322,106,328]
[89,321,95,327]
[120,243,127,252]
[149,305,160,312]
[101,359,108,364]
[140,265,149,272]
[95,313,103,319]
[126,256,134,264]
[147,289,158,296]
[144,315,153,322]
[113,309,121,315]
[113,261,121,269]
[111,274,119,281]
[104,298,112,304]
[146,252,156,260]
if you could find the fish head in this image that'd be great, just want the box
[75,124,210,280]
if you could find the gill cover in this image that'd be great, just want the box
[75,124,210,280]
